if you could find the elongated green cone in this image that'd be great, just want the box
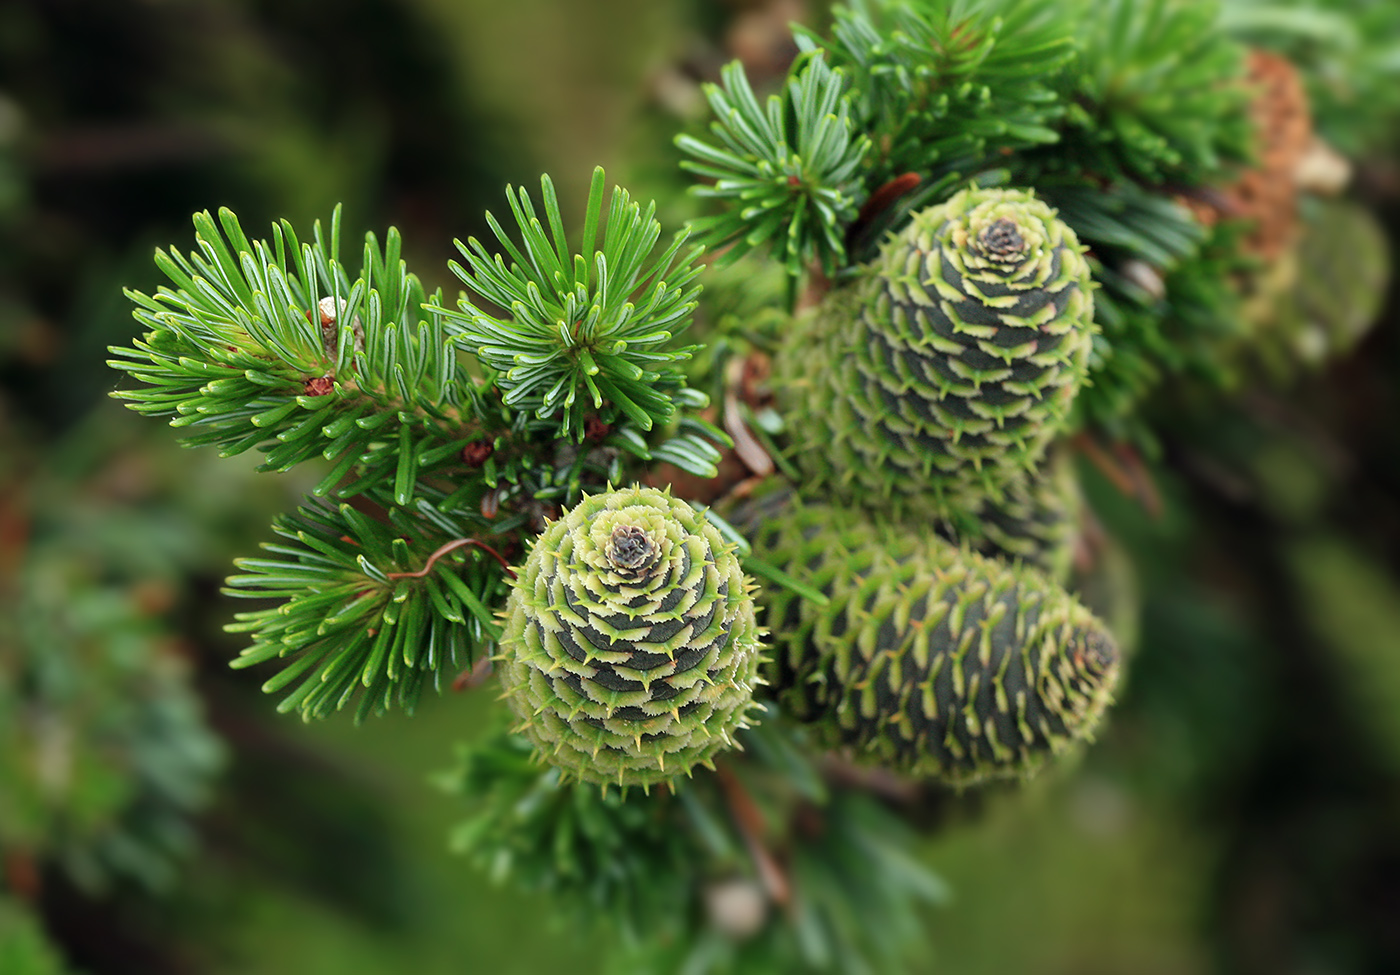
[777,187,1095,516]
[747,499,1119,787]
[497,486,764,788]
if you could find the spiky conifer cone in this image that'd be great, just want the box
[746,498,1119,787]
[776,187,1095,517]
[497,486,764,788]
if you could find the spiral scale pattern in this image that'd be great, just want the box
[498,486,764,787]
[747,498,1118,787]
[778,187,1095,518]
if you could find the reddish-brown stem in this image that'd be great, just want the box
[452,655,495,692]
[856,171,923,227]
[716,763,792,907]
[1073,432,1137,497]
[1072,433,1163,518]
[385,537,517,580]
[1113,441,1164,519]
[845,171,923,258]
[3,850,41,902]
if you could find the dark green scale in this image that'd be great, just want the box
[497,486,764,788]
[776,187,1095,521]
[744,497,1118,787]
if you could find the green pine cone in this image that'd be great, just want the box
[748,499,1119,787]
[777,187,1095,515]
[497,486,765,788]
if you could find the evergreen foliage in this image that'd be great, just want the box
[439,169,706,439]
[799,0,1074,189]
[1044,185,1248,437]
[1048,0,1252,184]
[677,53,872,280]
[0,560,224,893]
[223,502,511,722]
[441,711,946,974]
[0,465,224,896]
[87,0,1400,969]
[109,169,727,721]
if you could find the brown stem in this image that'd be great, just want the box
[3,850,41,902]
[1071,433,1163,518]
[1072,432,1139,499]
[857,171,923,227]
[716,762,792,907]
[1113,441,1164,519]
[452,655,496,692]
[845,171,923,254]
[723,355,775,478]
[384,537,517,580]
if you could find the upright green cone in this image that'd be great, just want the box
[497,486,764,788]
[747,498,1119,788]
[777,187,1095,516]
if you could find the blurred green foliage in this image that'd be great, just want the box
[0,896,73,975]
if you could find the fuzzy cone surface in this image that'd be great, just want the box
[777,187,1095,518]
[746,497,1119,787]
[497,487,763,787]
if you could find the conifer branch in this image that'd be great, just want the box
[676,52,872,280]
[1051,0,1253,184]
[110,172,729,720]
[439,167,705,440]
[109,205,493,496]
[800,0,1074,186]
[224,502,509,722]
[440,710,945,970]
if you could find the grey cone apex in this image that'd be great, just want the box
[977,217,1028,261]
[606,525,660,577]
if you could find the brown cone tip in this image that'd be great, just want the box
[606,525,657,574]
[977,218,1027,262]
[1080,628,1120,675]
